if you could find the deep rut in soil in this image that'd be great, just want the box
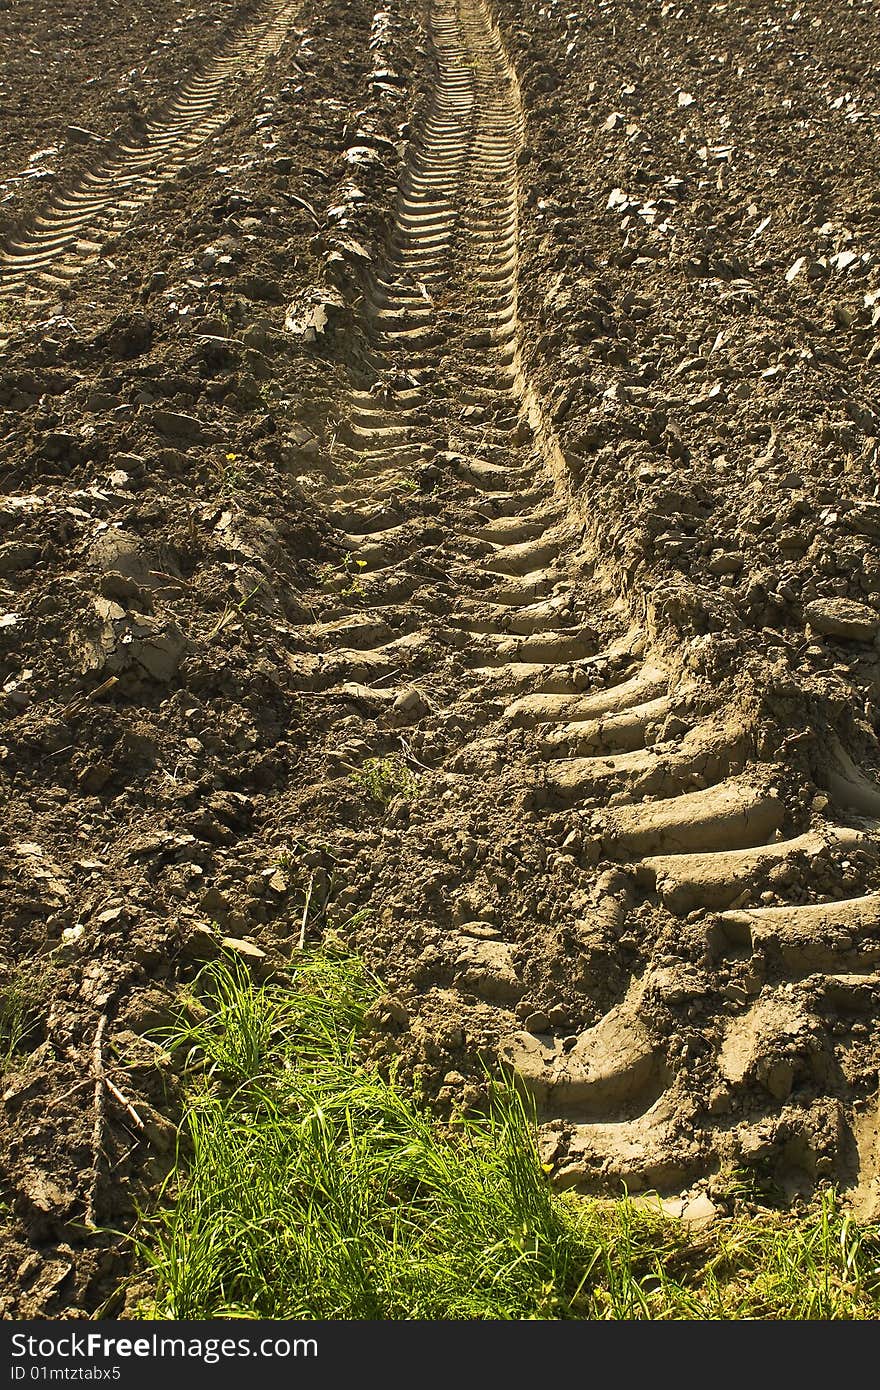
[0,0,300,316]
[287,0,880,1192]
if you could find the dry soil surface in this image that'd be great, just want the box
[1,0,879,1316]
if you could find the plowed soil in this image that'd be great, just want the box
[1,0,879,1318]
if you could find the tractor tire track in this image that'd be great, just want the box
[281,0,880,1192]
[0,0,300,317]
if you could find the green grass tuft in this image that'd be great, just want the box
[130,954,880,1320]
[351,755,420,807]
[0,961,51,1072]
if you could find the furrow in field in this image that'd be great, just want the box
[260,0,880,1191]
[0,0,299,317]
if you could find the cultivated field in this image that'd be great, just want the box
[1,0,879,1318]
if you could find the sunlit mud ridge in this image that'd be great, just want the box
[287,0,880,1197]
[0,0,300,315]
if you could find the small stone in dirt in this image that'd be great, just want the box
[17,1253,41,1283]
[706,551,744,576]
[266,869,288,895]
[221,937,268,972]
[459,920,500,939]
[392,686,429,718]
[524,1010,551,1033]
[455,938,521,1002]
[151,409,209,441]
[805,597,879,641]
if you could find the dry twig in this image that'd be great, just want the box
[299,872,315,952]
[105,1076,145,1131]
[84,1014,108,1230]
